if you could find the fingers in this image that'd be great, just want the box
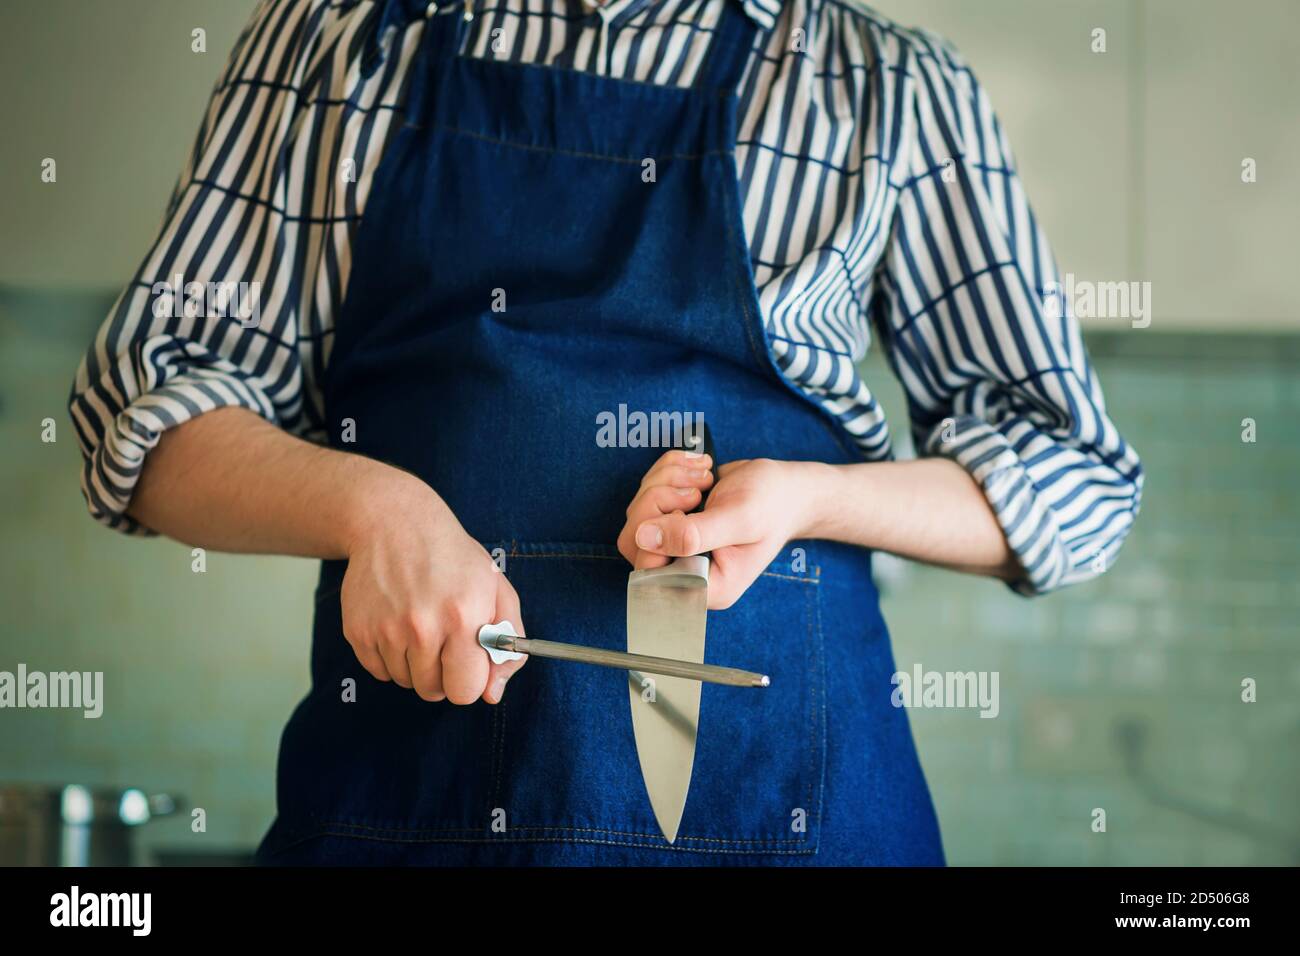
[618,451,716,567]
[618,484,703,565]
[636,483,705,514]
[638,451,713,493]
[340,600,393,685]
[440,599,493,705]
[377,634,414,689]
[481,575,528,705]
[342,577,498,704]
[349,642,393,683]
[340,521,529,706]
[407,612,445,702]
[635,504,758,558]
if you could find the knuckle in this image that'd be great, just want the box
[410,630,438,652]
[342,623,367,651]
[440,600,468,633]
[341,612,370,645]
[407,612,440,648]
[376,621,405,649]
[663,524,683,550]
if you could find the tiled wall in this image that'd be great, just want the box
[863,334,1300,865]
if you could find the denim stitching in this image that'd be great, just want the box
[810,561,828,833]
[490,685,504,817]
[406,122,725,166]
[309,828,814,854]
[306,818,816,847]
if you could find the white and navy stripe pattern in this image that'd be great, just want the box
[68,0,1143,595]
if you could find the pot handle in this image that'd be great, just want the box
[116,789,181,825]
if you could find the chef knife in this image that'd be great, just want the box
[626,421,716,844]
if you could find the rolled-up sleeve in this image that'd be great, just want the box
[68,0,330,534]
[873,30,1144,595]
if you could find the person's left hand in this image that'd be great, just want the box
[616,452,816,609]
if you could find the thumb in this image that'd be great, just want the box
[635,505,756,557]
[483,576,527,704]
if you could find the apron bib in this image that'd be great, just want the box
[257,1,943,865]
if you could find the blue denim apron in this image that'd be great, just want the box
[256,0,943,866]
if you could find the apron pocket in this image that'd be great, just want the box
[490,541,826,857]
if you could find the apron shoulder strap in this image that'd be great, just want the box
[402,3,474,124]
[697,0,760,95]
[361,0,449,78]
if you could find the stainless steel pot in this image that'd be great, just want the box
[0,784,179,866]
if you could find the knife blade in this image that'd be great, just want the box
[626,422,716,844]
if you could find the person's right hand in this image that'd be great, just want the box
[339,472,524,705]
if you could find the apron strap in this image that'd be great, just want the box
[697,0,759,94]
[402,3,474,124]
[361,0,436,79]
[400,1,755,122]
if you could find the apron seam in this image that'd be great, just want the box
[308,829,817,854]
[490,685,505,817]
[401,121,728,165]
[807,571,815,824]
[300,820,816,848]
[810,563,828,833]
[712,100,871,465]
[720,148,774,377]
[297,819,813,842]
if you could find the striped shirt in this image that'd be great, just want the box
[68,0,1143,595]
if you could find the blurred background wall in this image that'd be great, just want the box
[1,0,1297,864]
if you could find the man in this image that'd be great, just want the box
[69,0,1142,864]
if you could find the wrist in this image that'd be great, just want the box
[783,459,847,541]
[338,458,444,558]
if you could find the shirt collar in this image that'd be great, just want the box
[736,0,781,31]
[373,0,782,37]
[580,0,780,32]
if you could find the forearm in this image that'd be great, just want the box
[127,407,430,559]
[794,458,1021,581]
